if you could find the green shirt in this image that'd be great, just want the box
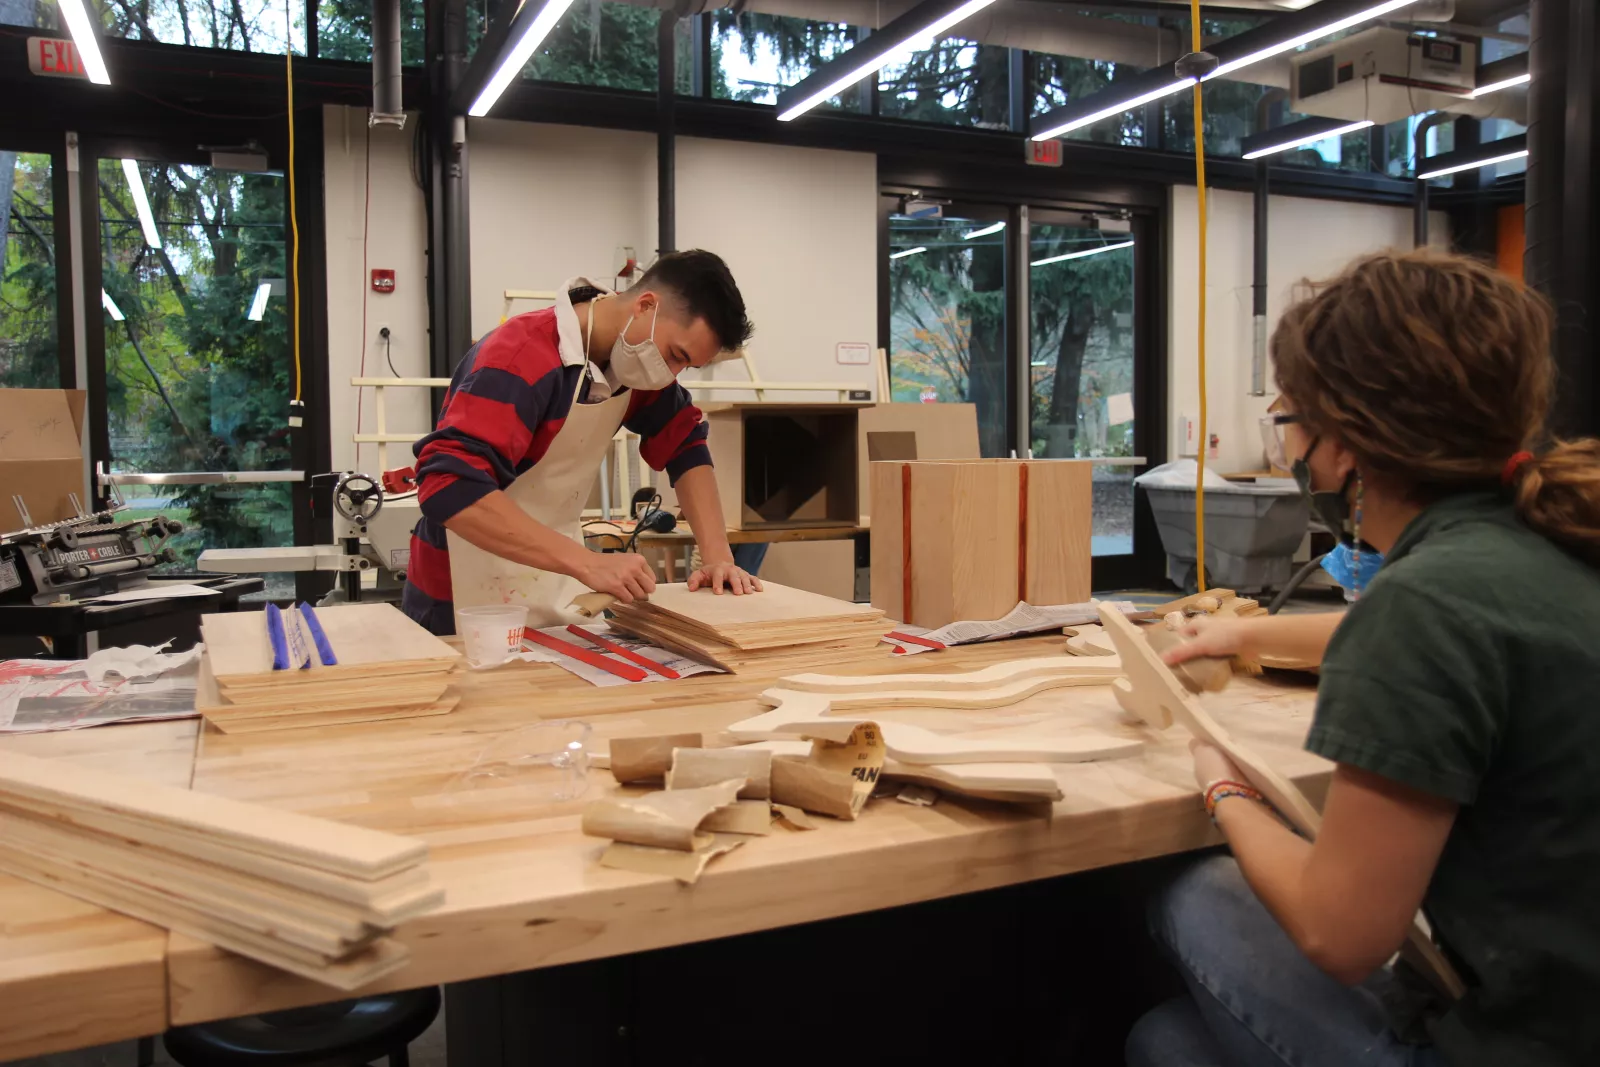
[1313,491,1600,1066]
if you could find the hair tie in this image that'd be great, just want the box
[1502,450,1535,486]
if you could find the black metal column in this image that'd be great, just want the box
[426,0,472,378]
[657,10,677,256]
[1526,0,1600,438]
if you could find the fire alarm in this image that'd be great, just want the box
[371,269,396,293]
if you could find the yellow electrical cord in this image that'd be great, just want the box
[1190,0,1209,593]
[286,2,302,405]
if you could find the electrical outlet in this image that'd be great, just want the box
[376,323,391,342]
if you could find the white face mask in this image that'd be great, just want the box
[608,305,676,390]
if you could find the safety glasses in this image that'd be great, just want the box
[1260,412,1302,471]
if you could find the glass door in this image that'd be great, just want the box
[1028,212,1139,558]
[885,202,1012,458]
[90,149,296,594]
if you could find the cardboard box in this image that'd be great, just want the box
[870,459,1092,628]
[704,403,863,530]
[855,403,980,524]
[758,539,859,603]
[0,389,88,533]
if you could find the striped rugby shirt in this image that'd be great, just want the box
[400,281,711,634]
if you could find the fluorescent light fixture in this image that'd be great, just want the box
[1242,119,1374,160]
[1033,78,1195,141]
[120,159,161,250]
[962,221,1005,240]
[101,290,124,321]
[1469,72,1531,98]
[247,282,272,321]
[1206,0,1422,81]
[1031,240,1134,268]
[1417,148,1528,181]
[56,0,110,85]
[467,0,580,117]
[776,0,998,122]
[890,246,929,260]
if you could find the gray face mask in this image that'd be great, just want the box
[608,306,675,391]
[1291,436,1355,544]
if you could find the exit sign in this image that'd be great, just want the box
[1027,139,1063,167]
[28,37,88,79]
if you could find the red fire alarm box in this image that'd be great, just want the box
[371,269,396,293]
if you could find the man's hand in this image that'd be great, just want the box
[1161,615,1258,666]
[688,560,762,595]
[575,552,657,604]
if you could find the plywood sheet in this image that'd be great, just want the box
[201,603,460,684]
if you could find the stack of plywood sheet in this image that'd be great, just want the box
[197,603,462,733]
[0,749,440,989]
[606,582,889,673]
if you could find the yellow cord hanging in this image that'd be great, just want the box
[286,2,302,405]
[1189,0,1209,593]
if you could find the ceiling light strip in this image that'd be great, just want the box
[468,0,580,117]
[1242,119,1374,159]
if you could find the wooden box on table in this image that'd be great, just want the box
[870,459,1092,629]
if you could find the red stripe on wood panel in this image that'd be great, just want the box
[901,463,914,624]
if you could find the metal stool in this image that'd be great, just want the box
[162,987,440,1067]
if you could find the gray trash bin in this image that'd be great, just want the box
[1137,473,1309,594]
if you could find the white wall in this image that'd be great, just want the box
[322,105,431,475]
[467,119,658,341]
[1167,185,1448,471]
[674,137,879,402]
[467,123,880,402]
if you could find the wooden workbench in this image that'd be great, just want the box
[0,634,1325,1058]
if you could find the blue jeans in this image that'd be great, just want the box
[1126,854,1443,1067]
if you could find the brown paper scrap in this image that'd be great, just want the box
[699,799,773,835]
[610,733,704,784]
[666,747,772,799]
[568,592,619,619]
[599,834,746,885]
[895,784,940,807]
[581,778,745,850]
[772,803,817,831]
[768,721,886,821]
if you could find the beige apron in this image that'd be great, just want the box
[446,339,628,631]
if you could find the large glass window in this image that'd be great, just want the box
[712,13,866,111]
[28,0,306,54]
[524,2,691,92]
[1031,53,1151,146]
[98,159,293,585]
[317,0,425,63]
[1028,223,1136,555]
[1,151,59,389]
[877,38,1011,128]
[886,209,1009,458]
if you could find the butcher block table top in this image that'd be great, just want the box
[0,632,1327,1056]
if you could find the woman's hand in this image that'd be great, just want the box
[1161,615,1260,666]
[1190,738,1246,790]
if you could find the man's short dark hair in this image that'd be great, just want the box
[634,249,755,353]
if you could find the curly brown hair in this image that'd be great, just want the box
[1271,248,1600,565]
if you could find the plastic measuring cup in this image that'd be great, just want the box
[457,720,592,802]
[456,605,528,669]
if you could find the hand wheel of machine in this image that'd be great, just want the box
[333,473,384,525]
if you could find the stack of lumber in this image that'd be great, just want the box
[0,749,441,989]
[197,603,462,733]
[606,582,889,673]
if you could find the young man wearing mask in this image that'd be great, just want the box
[402,249,762,636]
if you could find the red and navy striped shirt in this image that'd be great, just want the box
[401,303,711,634]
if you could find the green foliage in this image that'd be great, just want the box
[317,0,425,63]
[878,40,1010,129]
[1,153,59,389]
[526,1,659,91]
[1032,54,1148,145]
[711,13,854,106]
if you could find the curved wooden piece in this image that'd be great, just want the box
[743,713,1141,766]
[778,656,1122,694]
[739,741,1062,800]
[1095,605,1466,1000]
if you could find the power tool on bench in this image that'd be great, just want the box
[0,493,183,605]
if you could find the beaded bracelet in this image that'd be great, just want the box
[1203,778,1266,821]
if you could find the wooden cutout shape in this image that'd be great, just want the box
[778,656,1122,694]
[743,740,1062,801]
[1096,604,1466,1000]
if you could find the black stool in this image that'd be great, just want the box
[162,987,440,1067]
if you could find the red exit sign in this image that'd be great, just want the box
[28,37,89,79]
[1027,138,1063,167]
